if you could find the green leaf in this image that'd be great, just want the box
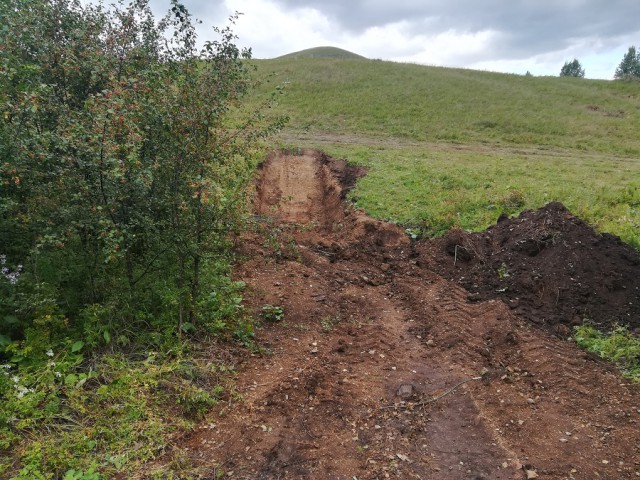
[2,315,19,325]
[71,340,84,353]
[0,334,11,349]
[103,330,111,343]
[181,322,195,333]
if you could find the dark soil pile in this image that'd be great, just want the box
[418,202,640,334]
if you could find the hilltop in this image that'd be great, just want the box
[275,46,366,60]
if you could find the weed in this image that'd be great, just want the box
[498,263,510,280]
[261,305,285,323]
[0,347,232,478]
[321,315,341,332]
[574,324,640,382]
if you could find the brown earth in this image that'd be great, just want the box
[155,150,640,479]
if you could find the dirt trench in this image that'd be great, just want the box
[166,151,640,479]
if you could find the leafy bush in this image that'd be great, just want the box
[0,0,285,476]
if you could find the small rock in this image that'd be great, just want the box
[527,398,536,405]
[396,384,414,399]
[525,469,538,479]
[560,438,568,443]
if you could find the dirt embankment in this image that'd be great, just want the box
[420,202,640,335]
[155,150,640,480]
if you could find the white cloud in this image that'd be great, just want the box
[223,0,334,57]
[149,0,640,79]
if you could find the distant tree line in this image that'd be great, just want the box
[614,46,640,79]
[559,46,640,79]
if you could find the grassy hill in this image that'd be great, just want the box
[275,46,366,60]
[250,57,640,248]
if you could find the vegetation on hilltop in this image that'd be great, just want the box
[254,57,640,154]
[275,46,366,60]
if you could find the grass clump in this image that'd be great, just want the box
[574,325,640,382]
[0,343,235,479]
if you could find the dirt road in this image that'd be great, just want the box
[175,150,640,479]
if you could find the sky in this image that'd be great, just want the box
[149,0,640,80]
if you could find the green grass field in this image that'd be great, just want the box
[250,55,640,248]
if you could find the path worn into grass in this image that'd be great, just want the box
[164,150,639,479]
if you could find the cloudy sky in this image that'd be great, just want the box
[149,0,640,79]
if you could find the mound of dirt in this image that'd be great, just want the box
[419,202,640,334]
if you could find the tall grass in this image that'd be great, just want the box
[254,58,640,154]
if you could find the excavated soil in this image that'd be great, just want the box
[155,150,640,479]
[419,203,640,335]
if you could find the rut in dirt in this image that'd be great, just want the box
[165,150,640,480]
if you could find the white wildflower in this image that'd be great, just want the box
[46,349,54,357]
[15,385,29,399]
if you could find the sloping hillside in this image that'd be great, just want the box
[253,57,640,155]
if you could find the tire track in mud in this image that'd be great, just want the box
[152,150,640,479]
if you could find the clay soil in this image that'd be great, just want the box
[167,150,640,479]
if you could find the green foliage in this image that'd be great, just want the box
[614,46,640,80]
[574,325,640,382]
[560,59,585,78]
[0,0,284,476]
[260,305,284,323]
[0,0,285,346]
[497,263,510,280]
[0,347,230,477]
